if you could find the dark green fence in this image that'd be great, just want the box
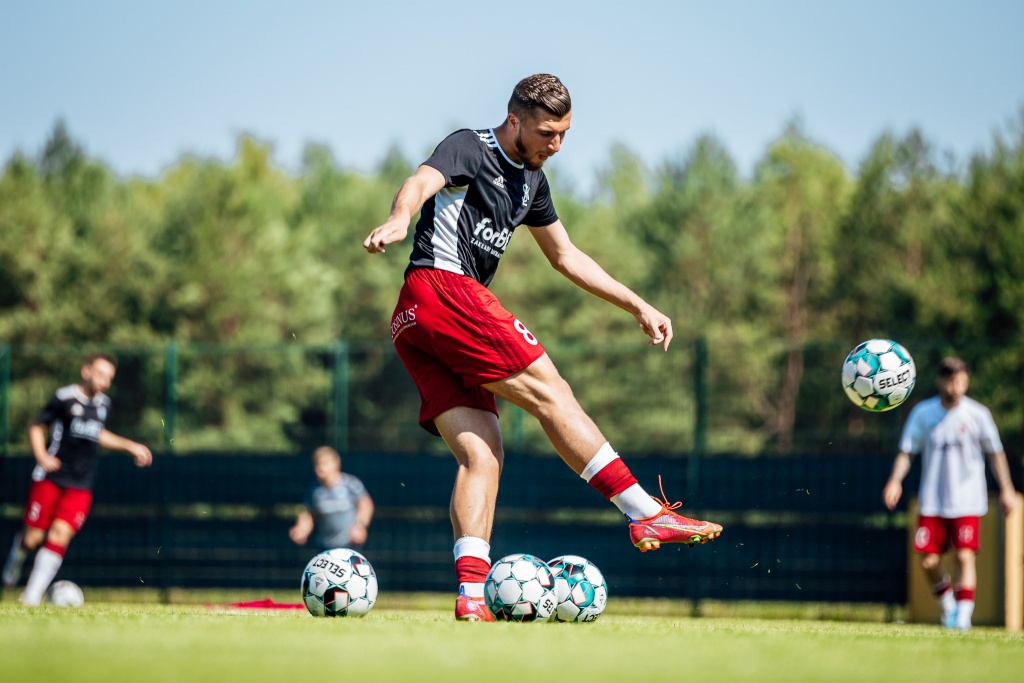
[1,449,940,604]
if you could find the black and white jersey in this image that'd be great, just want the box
[32,384,111,491]
[407,128,559,287]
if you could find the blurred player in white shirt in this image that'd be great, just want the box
[883,357,1018,629]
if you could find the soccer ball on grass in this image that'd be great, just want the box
[547,555,608,623]
[841,339,916,412]
[484,553,557,621]
[46,580,85,607]
[301,548,378,617]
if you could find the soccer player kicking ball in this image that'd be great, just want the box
[364,74,722,622]
[2,353,153,605]
[883,357,1018,630]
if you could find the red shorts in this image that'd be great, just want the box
[23,478,93,532]
[913,515,980,554]
[392,268,546,434]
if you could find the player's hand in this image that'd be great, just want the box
[288,526,309,545]
[1000,489,1019,516]
[882,480,902,510]
[634,305,673,352]
[363,218,409,254]
[36,453,62,473]
[129,443,153,468]
[349,522,368,545]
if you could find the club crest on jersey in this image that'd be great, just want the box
[492,175,506,189]
[71,403,84,416]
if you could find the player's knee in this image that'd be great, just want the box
[920,553,941,570]
[22,527,46,550]
[46,522,75,547]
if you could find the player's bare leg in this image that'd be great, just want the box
[921,553,957,627]
[3,526,45,589]
[485,353,721,551]
[435,406,502,622]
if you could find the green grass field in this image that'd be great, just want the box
[2,592,1022,683]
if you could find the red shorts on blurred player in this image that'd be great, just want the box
[392,268,547,435]
[913,515,981,554]
[23,478,93,532]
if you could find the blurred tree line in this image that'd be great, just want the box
[1,114,1022,457]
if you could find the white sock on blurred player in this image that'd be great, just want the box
[955,600,975,629]
[20,547,63,606]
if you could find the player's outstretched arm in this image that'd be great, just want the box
[987,450,1019,515]
[528,220,673,351]
[882,451,912,510]
[289,510,314,545]
[363,165,447,254]
[98,429,152,467]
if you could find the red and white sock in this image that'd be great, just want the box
[453,536,490,599]
[20,543,65,606]
[954,586,975,629]
[580,443,662,520]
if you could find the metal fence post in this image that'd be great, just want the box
[164,340,177,452]
[0,342,9,456]
[688,336,708,500]
[332,341,349,454]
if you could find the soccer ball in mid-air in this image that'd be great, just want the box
[301,548,378,617]
[841,339,916,412]
[547,555,608,623]
[46,580,85,607]
[484,553,557,621]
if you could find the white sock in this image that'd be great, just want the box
[3,532,27,587]
[20,547,63,606]
[938,587,956,617]
[611,484,663,520]
[579,443,619,482]
[955,600,975,629]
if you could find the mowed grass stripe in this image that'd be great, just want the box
[1,601,1022,683]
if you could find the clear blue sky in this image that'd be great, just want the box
[2,1,1022,195]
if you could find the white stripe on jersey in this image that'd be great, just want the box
[429,186,468,275]
[48,421,63,456]
[479,129,523,168]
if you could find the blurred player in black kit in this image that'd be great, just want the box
[2,353,152,605]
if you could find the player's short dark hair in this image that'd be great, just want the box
[937,357,969,377]
[84,352,116,368]
[508,74,571,121]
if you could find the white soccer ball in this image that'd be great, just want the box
[841,339,916,412]
[484,553,557,622]
[46,580,85,607]
[301,548,378,617]
[547,555,608,623]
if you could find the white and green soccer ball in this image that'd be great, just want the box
[547,555,608,623]
[841,339,916,412]
[46,580,85,607]
[484,553,557,622]
[301,548,378,617]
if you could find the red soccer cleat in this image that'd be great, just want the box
[628,477,723,552]
[455,589,495,622]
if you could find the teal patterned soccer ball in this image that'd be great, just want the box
[841,339,916,412]
[484,553,557,621]
[301,548,378,617]
[547,555,608,623]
